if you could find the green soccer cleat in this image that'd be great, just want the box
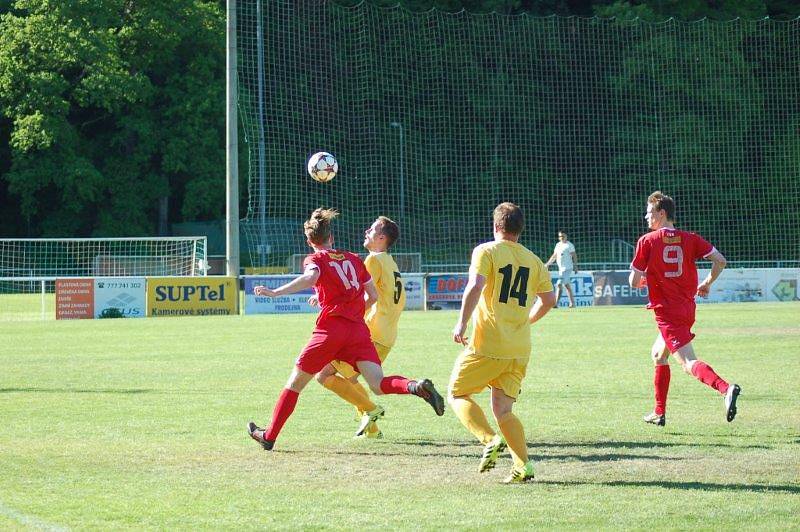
[502,461,535,484]
[478,434,507,473]
[355,405,385,437]
[354,421,383,440]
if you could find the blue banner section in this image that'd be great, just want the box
[551,271,594,308]
[244,275,316,315]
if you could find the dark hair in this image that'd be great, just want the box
[493,202,524,235]
[304,208,338,245]
[375,216,399,248]
[558,231,568,238]
[648,191,676,221]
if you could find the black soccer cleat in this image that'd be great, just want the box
[725,384,741,422]
[413,379,445,416]
[643,412,666,427]
[247,421,275,450]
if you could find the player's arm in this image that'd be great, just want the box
[629,268,646,289]
[544,251,557,267]
[363,279,378,310]
[529,290,556,324]
[629,237,648,288]
[254,268,319,297]
[697,249,727,297]
[452,272,486,346]
[570,250,578,272]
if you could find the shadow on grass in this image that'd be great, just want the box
[393,438,771,450]
[0,387,152,394]
[537,479,800,494]
[276,445,684,462]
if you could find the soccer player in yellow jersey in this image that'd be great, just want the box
[313,216,406,438]
[450,202,555,483]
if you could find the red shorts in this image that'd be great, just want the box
[654,309,696,353]
[296,316,381,374]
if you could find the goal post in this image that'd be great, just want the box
[0,237,208,279]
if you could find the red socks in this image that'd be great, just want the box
[265,388,299,441]
[691,361,729,395]
[380,375,413,395]
[654,364,671,415]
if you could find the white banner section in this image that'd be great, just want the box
[404,274,425,310]
[94,277,146,318]
[244,275,317,314]
[696,268,799,303]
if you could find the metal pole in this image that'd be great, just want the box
[255,0,268,267]
[226,0,240,277]
[390,122,405,223]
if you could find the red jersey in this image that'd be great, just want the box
[631,227,715,311]
[303,249,372,324]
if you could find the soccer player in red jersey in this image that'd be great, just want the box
[629,192,740,427]
[247,208,445,450]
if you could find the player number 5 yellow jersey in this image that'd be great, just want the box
[364,252,405,347]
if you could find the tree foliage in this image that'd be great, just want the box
[0,0,224,236]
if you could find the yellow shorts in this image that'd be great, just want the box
[332,342,392,378]
[448,350,528,399]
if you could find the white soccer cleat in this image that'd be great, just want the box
[725,384,741,422]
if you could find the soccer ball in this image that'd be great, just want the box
[307,152,338,183]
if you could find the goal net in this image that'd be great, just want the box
[0,237,207,292]
[237,1,799,270]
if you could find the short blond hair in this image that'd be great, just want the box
[304,208,339,245]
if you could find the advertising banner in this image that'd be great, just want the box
[426,274,468,310]
[403,274,425,311]
[551,271,594,308]
[695,268,800,304]
[147,277,238,317]
[94,277,146,318]
[56,278,94,319]
[243,275,316,314]
[767,269,799,302]
[592,271,648,305]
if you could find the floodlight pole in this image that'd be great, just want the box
[226,0,240,277]
[390,122,405,224]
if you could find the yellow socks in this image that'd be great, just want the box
[321,375,376,413]
[497,412,528,468]
[450,396,496,445]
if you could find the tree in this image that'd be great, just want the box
[0,0,225,237]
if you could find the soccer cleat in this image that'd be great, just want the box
[413,379,445,416]
[643,412,666,426]
[247,421,275,450]
[502,461,535,484]
[478,434,507,473]
[354,421,384,440]
[725,384,741,422]
[355,405,385,437]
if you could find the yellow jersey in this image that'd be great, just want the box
[469,240,552,359]
[364,252,405,347]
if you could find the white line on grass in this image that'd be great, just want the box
[0,500,69,531]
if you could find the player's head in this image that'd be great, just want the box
[493,202,524,239]
[364,216,399,252]
[558,231,568,242]
[304,208,339,248]
[646,191,675,229]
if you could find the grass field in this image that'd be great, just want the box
[1,302,798,529]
